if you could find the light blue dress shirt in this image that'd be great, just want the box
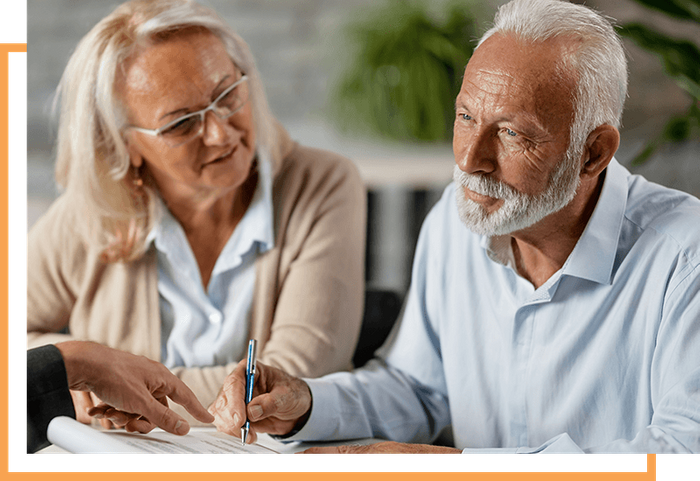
[152,159,274,368]
[298,159,700,453]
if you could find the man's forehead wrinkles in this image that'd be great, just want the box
[474,67,529,96]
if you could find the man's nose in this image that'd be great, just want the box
[455,127,497,175]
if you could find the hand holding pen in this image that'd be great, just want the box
[241,339,257,445]
[209,350,313,442]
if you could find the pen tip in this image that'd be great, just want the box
[241,427,247,445]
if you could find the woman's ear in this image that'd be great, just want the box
[581,124,620,178]
[125,137,144,169]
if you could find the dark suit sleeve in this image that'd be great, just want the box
[27,344,76,453]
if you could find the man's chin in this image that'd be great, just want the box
[456,196,540,237]
[457,200,506,236]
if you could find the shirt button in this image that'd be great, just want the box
[208,311,223,324]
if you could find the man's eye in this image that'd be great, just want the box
[505,128,517,137]
[461,113,473,121]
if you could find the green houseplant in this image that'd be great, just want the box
[617,0,700,164]
[329,0,481,143]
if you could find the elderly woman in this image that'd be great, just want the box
[27,0,365,424]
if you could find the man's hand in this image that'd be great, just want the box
[56,341,214,435]
[70,390,118,429]
[303,441,461,454]
[209,360,311,444]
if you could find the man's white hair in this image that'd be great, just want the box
[53,0,279,261]
[478,0,628,152]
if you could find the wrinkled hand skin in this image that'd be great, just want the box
[209,360,312,444]
[302,441,462,454]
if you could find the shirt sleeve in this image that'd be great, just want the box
[27,197,79,347]
[27,345,76,453]
[290,359,450,444]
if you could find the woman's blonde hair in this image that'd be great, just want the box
[53,0,278,262]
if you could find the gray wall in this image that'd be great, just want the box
[27,0,700,292]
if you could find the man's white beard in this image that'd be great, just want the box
[453,148,581,236]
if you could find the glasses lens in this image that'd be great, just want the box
[215,80,249,118]
[158,76,249,147]
[160,114,202,147]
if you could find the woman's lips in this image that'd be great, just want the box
[204,147,236,167]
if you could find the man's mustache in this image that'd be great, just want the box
[452,165,521,201]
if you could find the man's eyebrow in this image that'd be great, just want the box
[512,111,549,133]
[455,96,471,110]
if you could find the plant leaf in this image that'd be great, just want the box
[329,0,479,142]
[626,0,700,23]
[619,24,700,98]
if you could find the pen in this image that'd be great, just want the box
[241,339,257,445]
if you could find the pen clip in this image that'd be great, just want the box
[245,339,258,406]
[246,339,257,373]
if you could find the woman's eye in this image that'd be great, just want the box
[162,117,199,137]
[218,88,241,110]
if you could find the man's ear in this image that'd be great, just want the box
[580,124,620,178]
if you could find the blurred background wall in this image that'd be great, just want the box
[27,0,700,297]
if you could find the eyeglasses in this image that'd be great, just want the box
[128,75,249,148]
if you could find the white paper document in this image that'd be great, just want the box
[46,416,279,454]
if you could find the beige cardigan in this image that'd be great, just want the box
[27,126,366,421]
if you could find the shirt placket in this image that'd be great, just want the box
[510,302,536,447]
[509,279,557,447]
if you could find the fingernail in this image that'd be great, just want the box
[232,413,240,426]
[175,420,189,435]
[249,405,263,420]
[93,413,104,419]
[216,397,225,409]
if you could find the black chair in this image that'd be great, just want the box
[352,289,403,368]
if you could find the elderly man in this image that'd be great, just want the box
[209,0,700,453]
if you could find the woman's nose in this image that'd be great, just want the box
[201,110,237,146]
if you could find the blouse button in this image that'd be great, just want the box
[208,311,223,324]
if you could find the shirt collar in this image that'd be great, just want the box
[561,157,628,285]
[148,155,275,264]
[233,155,275,254]
[482,235,516,269]
[481,158,629,286]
